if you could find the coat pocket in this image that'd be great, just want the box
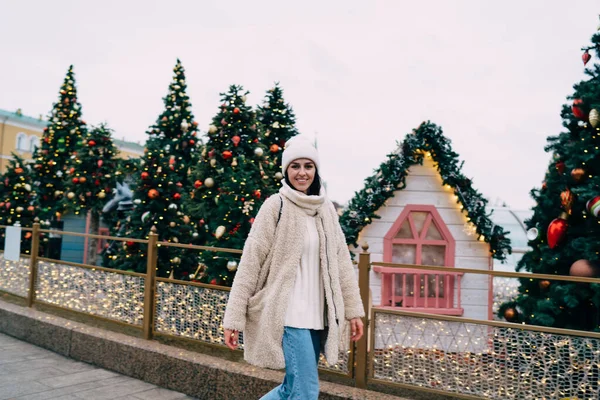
[247,288,267,314]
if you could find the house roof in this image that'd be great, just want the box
[0,108,144,153]
[340,121,512,261]
[0,108,47,129]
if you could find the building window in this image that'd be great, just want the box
[16,133,28,151]
[373,204,463,315]
[29,136,40,152]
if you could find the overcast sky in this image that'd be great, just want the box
[1,1,598,210]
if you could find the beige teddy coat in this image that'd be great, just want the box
[222,187,365,370]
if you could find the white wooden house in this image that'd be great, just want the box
[341,122,511,326]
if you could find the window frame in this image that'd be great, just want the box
[375,204,463,315]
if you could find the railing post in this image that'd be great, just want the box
[143,227,158,340]
[27,221,40,308]
[355,242,370,389]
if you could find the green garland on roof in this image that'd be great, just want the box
[340,121,512,261]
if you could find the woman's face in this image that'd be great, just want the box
[287,158,316,194]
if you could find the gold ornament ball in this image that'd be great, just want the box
[590,108,600,128]
[210,159,217,167]
[208,124,218,134]
[98,191,106,199]
[67,192,76,199]
[571,168,586,182]
[172,257,181,264]
[170,221,176,228]
[215,225,226,239]
[15,206,23,213]
[183,215,190,224]
[227,260,238,272]
[205,177,215,188]
[504,308,517,321]
[569,259,600,277]
[254,147,264,157]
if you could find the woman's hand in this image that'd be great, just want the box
[349,318,364,342]
[224,329,239,350]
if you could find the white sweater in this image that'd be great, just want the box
[284,215,325,329]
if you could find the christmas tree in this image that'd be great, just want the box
[107,60,199,278]
[257,83,299,196]
[31,65,87,225]
[186,85,266,285]
[499,32,600,331]
[62,123,119,265]
[0,155,36,254]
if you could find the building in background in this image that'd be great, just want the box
[0,108,143,172]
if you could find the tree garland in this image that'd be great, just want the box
[340,121,512,261]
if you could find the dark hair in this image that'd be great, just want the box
[284,168,322,196]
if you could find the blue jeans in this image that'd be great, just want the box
[260,326,321,400]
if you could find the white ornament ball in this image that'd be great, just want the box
[254,147,264,157]
[215,225,226,239]
[170,221,177,227]
[192,232,199,238]
[227,260,238,272]
[210,159,217,167]
[24,184,31,192]
[205,177,215,188]
[208,124,218,134]
[590,109,600,128]
[172,257,181,264]
[180,119,189,132]
[168,203,178,211]
[275,172,284,180]
[67,192,75,199]
[526,228,539,241]
[134,199,142,205]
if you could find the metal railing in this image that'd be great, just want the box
[4,224,599,398]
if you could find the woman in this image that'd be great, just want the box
[223,136,365,399]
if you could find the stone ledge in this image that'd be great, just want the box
[0,299,407,400]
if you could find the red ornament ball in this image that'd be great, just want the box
[583,50,592,66]
[270,144,280,153]
[97,160,103,167]
[232,136,241,147]
[547,217,568,249]
[253,190,261,199]
[141,172,149,180]
[173,193,181,200]
[126,241,135,247]
[194,180,202,188]
[504,308,518,322]
[148,189,159,199]
[210,278,217,285]
[79,177,87,184]
[72,177,80,184]
[572,99,586,120]
[233,107,240,114]
[556,162,565,175]
[222,150,233,160]
[189,139,195,145]
[88,140,96,147]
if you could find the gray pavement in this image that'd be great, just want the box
[0,333,196,400]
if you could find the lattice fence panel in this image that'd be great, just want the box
[35,260,145,325]
[372,311,600,400]
[154,281,240,347]
[0,253,29,297]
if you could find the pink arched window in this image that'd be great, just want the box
[374,204,464,315]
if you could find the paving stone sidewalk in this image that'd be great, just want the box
[0,332,196,400]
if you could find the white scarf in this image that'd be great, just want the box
[279,180,326,216]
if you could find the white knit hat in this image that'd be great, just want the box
[281,136,320,173]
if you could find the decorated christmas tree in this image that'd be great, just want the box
[0,155,36,254]
[106,60,199,278]
[257,83,299,196]
[186,85,267,285]
[499,32,600,331]
[62,123,119,265]
[31,65,87,225]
